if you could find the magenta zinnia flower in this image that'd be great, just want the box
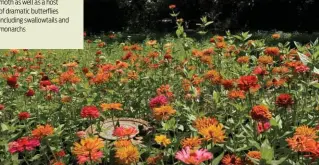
[175,147,213,165]
[149,95,168,108]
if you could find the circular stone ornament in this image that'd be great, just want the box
[86,118,151,140]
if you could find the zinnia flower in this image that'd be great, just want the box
[25,89,35,97]
[204,70,222,84]
[72,137,104,164]
[175,147,213,165]
[7,75,18,88]
[257,121,271,134]
[193,117,219,132]
[100,103,123,111]
[80,106,100,119]
[295,125,318,139]
[114,139,132,148]
[0,104,4,111]
[76,131,87,139]
[146,154,163,165]
[169,4,176,9]
[286,135,317,152]
[152,105,176,121]
[181,137,202,149]
[228,90,246,99]
[276,93,294,108]
[250,105,272,121]
[149,95,168,108]
[245,151,261,165]
[237,75,260,92]
[18,112,30,120]
[272,33,280,39]
[199,124,226,143]
[115,145,139,165]
[8,137,40,154]
[155,135,171,147]
[264,47,280,56]
[31,124,54,138]
[222,154,243,165]
[112,126,138,138]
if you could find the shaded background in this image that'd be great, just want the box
[84,0,319,34]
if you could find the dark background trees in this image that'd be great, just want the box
[84,0,319,33]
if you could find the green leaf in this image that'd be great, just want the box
[205,21,214,26]
[249,139,261,150]
[261,139,274,163]
[314,67,319,74]
[312,83,319,89]
[270,118,278,127]
[211,151,224,165]
[1,123,9,131]
[29,154,41,161]
[271,156,288,165]
[298,52,311,65]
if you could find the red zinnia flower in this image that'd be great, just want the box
[25,89,35,97]
[237,75,260,92]
[56,150,66,157]
[276,94,294,108]
[221,79,234,90]
[80,106,100,119]
[7,76,18,88]
[18,112,30,120]
[0,104,4,111]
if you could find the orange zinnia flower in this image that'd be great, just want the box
[32,124,54,138]
[272,33,280,39]
[152,105,176,121]
[115,145,139,165]
[295,125,318,139]
[100,103,123,111]
[228,90,246,99]
[222,154,243,165]
[258,55,273,65]
[146,154,163,165]
[250,105,272,121]
[237,56,250,64]
[204,70,222,84]
[199,124,226,143]
[193,117,219,132]
[181,137,202,149]
[264,47,280,56]
[114,139,132,148]
[72,136,104,164]
[286,135,317,152]
[245,151,261,165]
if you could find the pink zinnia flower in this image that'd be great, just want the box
[149,95,168,108]
[253,66,268,76]
[257,121,271,134]
[295,65,310,73]
[8,137,40,154]
[175,147,213,165]
[76,131,87,139]
[112,126,138,138]
[47,85,59,93]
